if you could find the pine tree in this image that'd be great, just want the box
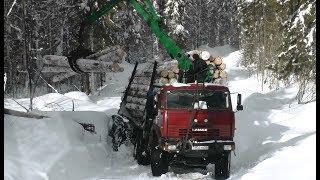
[277,0,316,103]
[239,0,316,103]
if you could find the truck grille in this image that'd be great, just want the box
[178,128,220,138]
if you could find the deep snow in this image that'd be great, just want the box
[4,45,316,180]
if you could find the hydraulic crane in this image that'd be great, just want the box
[68,0,211,83]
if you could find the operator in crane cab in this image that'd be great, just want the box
[192,53,208,83]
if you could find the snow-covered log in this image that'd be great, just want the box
[125,103,145,111]
[4,108,47,119]
[213,57,222,65]
[128,90,147,97]
[159,77,169,85]
[86,45,125,61]
[41,66,74,73]
[131,84,150,91]
[72,59,124,72]
[218,63,226,70]
[43,55,70,67]
[172,66,179,74]
[52,72,77,83]
[169,78,178,84]
[213,70,220,78]
[220,70,227,78]
[160,70,169,78]
[126,96,147,105]
[132,77,151,85]
[167,70,175,79]
[43,56,124,73]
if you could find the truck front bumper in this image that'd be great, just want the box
[162,139,235,158]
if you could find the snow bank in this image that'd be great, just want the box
[64,91,91,101]
[240,134,315,180]
[4,91,122,113]
[4,111,111,180]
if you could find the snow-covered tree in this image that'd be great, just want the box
[277,0,316,103]
[239,0,316,103]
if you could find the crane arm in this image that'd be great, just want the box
[75,0,212,82]
[129,0,192,71]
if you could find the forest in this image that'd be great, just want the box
[4,0,316,104]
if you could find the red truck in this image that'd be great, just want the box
[110,62,243,179]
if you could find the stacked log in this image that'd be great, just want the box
[122,61,172,121]
[155,56,227,85]
[206,56,228,82]
[155,60,179,86]
[41,45,126,82]
[126,96,147,105]
[122,62,159,119]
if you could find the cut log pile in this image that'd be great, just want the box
[154,60,179,86]
[121,62,159,120]
[153,55,227,86]
[207,56,227,80]
[41,45,126,82]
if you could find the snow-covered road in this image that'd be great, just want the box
[4,46,316,180]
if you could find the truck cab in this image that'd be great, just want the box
[148,83,242,178]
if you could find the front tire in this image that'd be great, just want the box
[135,136,150,165]
[150,140,168,176]
[214,152,231,179]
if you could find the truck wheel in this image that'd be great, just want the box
[150,145,168,176]
[135,137,150,165]
[214,152,231,179]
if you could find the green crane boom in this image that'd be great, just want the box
[76,0,204,82]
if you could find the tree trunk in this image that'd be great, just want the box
[4,108,47,119]
[81,74,91,95]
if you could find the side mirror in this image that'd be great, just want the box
[237,94,243,111]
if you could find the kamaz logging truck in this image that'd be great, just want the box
[67,0,243,178]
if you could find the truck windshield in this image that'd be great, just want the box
[166,90,229,109]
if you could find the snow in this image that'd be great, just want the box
[291,3,313,30]
[288,44,296,51]
[64,91,91,101]
[170,82,191,87]
[4,45,316,179]
[240,134,315,180]
[305,27,315,47]
[173,24,188,35]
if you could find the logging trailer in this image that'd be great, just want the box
[67,0,244,178]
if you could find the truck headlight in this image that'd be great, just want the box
[168,145,177,151]
[224,145,232,151]
[164,143,177,151]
